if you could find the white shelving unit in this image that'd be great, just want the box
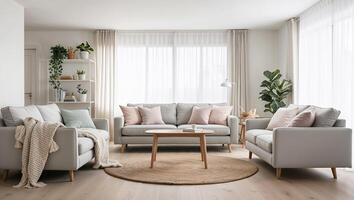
[47,59,96,116]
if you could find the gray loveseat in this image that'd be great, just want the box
[246,118,352,179]
[114,103,239,152]
[0,104,109,182]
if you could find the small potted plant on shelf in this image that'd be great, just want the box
[67,47,75,59]
[76,84,88,102]
[77,69,86,80]
[76,41,94,59]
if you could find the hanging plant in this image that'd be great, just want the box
[49,45,67,90]
[259,69,292,114]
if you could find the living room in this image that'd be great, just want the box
[0,0,353,199]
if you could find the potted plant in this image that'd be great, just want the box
[49,45,67,101]
[76,41,94,59]
[76,84,88,102]
[77,69,86,80]
[67,47,75,59]
[259,69,292,114]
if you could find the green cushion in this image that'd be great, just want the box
[60,109,96,128]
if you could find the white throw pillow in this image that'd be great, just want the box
[1,105,44,126]
[138,106,165,125]
[37,104,63,123]
[188,106,212,125]
[266,107,298,130]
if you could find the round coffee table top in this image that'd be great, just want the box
[145,129,214,134]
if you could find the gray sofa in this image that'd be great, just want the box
[0,105,109,182]
[246,118,352,179]
[114,103,239,152]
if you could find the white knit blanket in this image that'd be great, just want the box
[77,128,122,168]
[14,118,63,188]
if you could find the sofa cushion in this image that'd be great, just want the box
[128,103,177,124]
[1,105,44,126]
[178,124,230,136]
[122,124,177,136]
[37,104,63,123]
[61,109,96,128]
[311,106,341,127]
[138,106,165,125]
[176,103,209,125]
[78,137,94,155]
[266,107,298,130]
[209,105,233,125]
[246,129,272,144]
[256,134,273,153]
[120,105,142,125]
[188,106,212,125]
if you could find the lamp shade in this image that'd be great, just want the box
[220,79,233,88]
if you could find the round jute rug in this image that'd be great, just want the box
[104,154,258,185]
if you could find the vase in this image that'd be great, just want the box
[78,74,86,80]
[80,51,89,59]
[54,89,66,102]
[79,94,87,102]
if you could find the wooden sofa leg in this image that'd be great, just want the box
[120,144,127,153]
[248,151,252,159]
[2,170,9,181]
[227,144,232,153]
[68,170,74,182]
[276,168,282,178]
[331,168,337,179]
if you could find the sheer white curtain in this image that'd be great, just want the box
[115,31,229,105]
[298,0,354,166]
[96,30,116,137]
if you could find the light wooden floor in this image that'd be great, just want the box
[1,144,354,200]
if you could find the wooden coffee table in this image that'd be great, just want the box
[145,129,214,169]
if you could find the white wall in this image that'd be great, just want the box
[247,30,279,117]
[25,30,95,104]
[0,0,24,108]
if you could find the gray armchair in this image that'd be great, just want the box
[0,118,109,182]
[245,118,352,178]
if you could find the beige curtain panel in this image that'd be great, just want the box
[230,30,248,116]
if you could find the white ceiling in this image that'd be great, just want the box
[15,0,319,30]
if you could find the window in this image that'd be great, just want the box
[115,31,229,105]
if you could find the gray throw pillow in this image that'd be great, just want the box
[311,106,341,127]
[1,105,44,126]
[60,109,96,128]
[37,104,63,123]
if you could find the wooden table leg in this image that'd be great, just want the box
[153,136,159,161]
[201,135,208,169]
[199,136,204,161]
[150,135,158,168]
[241,125,246,148]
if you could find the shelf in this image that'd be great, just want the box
[62,59,95,64]
[49,101,95,104]
[53,80,95,83]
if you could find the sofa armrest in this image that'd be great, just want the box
[46,127,79,170]
[246,118,271,130]
[114,116,124,144]
[227,115,239,144]
[0,127,79,170]
[272,127,352,168]
[92,118,109,131]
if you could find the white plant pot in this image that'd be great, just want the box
[79,94,87,102]
[80,51,89,59]
[78,74,86,80]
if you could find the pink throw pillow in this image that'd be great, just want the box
[120,106,142,125]
[138,106,165,125]
[209,106,233,125]
[266,107,298,130]
[288,110,315,127]
[188,106,212,125]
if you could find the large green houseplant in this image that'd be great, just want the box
[259,69,292,114]
[49,45,67,101]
